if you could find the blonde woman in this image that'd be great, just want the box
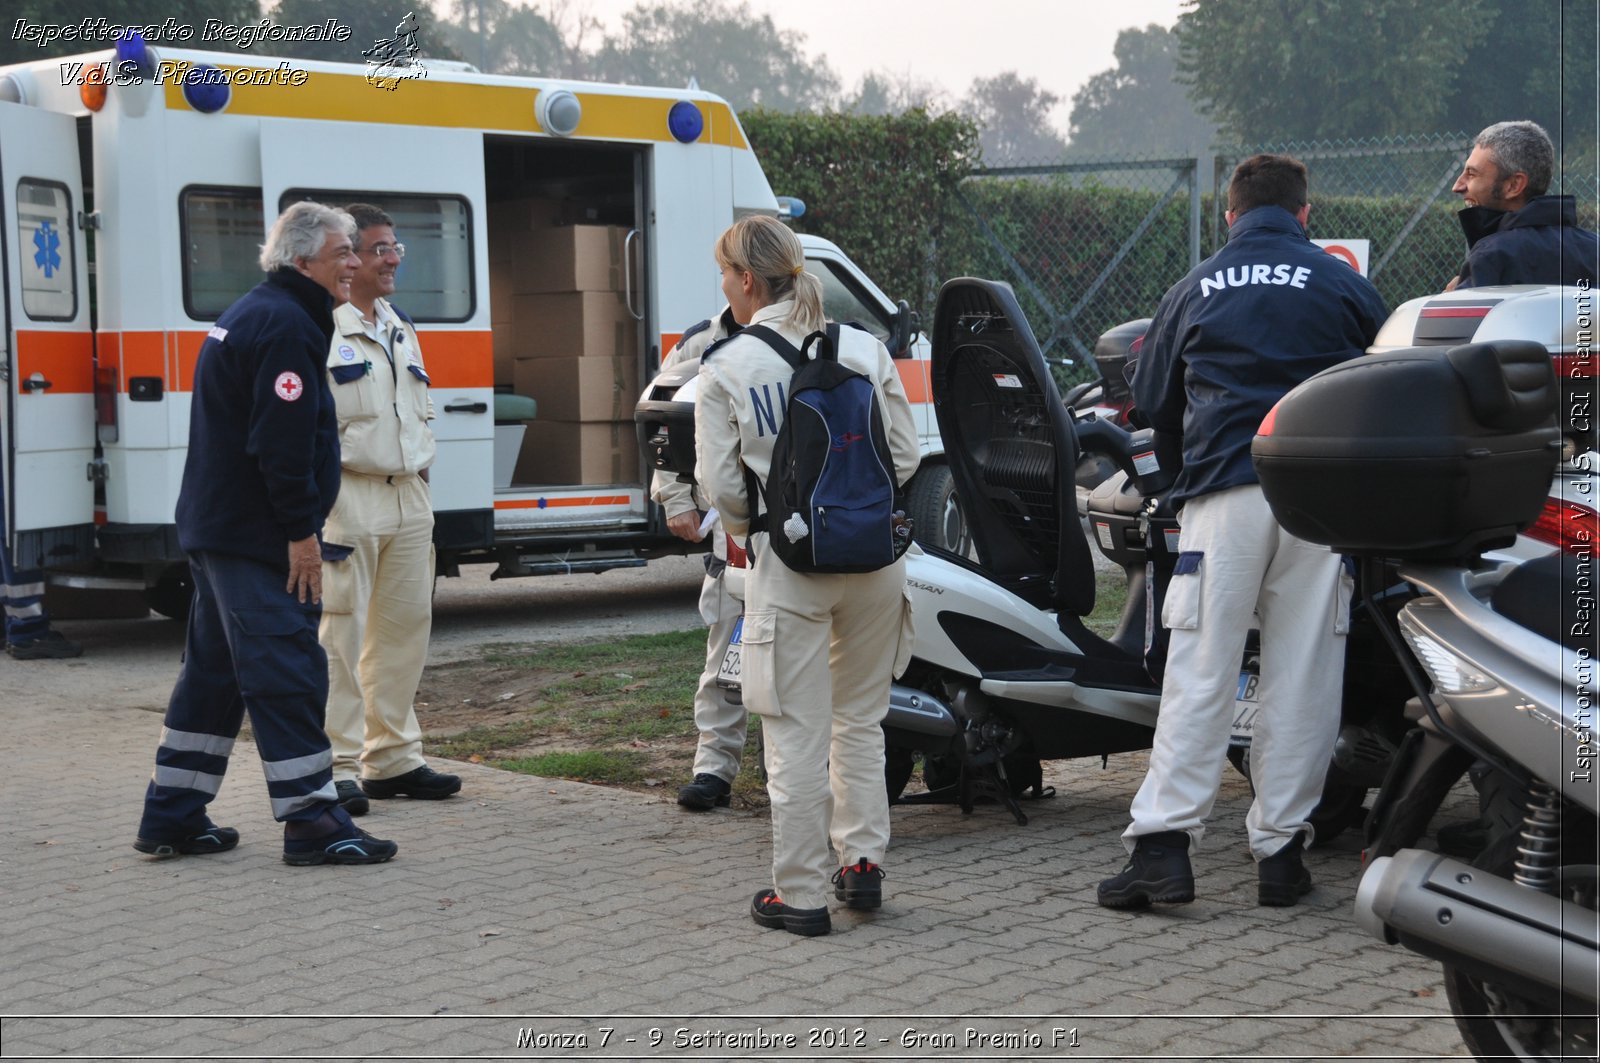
[694,215,920,936]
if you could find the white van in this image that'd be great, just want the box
[0,44,951,616]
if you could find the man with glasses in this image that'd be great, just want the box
[319,204,459,815]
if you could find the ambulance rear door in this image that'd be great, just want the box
[260,119,493,538]
[0,101,95,572]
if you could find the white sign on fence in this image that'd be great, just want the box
[1313,238,1371,275]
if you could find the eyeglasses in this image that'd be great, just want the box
[362,242,406,260]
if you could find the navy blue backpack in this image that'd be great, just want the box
[732,323,909,573]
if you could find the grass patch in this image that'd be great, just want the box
[1084,564,1131,639]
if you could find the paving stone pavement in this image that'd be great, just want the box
[1,641,1475,1061]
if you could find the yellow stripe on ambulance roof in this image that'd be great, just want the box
[161,68,747,149]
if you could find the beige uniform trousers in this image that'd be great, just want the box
[743,548,909,910]
[320,472,435,782]
[691,567,747,782]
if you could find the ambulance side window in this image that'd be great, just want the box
[17,179,76,321]
[280,190,472,322]
[181,187,266,320]
[807,257,890,345]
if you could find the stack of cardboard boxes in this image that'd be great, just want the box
[489,198,641,486]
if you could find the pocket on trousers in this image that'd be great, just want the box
[1162,550,1204,630]
[230,607,324,698]
[1333,563,1355,636]
[891,589,916,678]
[738,609,782,718]
[320,553,356,615]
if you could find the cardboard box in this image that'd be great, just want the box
[492,322,518,384]
[511,291,637,360]
[512,356,640,423]
[493,424,525,489]
[512,224,628,293]
[493,196,565,232]
[513,419,639,485]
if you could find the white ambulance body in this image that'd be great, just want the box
[0,46,947,614]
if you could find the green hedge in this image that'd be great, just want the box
[741,109,980,311]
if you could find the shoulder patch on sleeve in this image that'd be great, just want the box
[676,318,712,351]
[274,371,305,402]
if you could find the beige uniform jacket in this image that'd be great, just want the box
[650,308,736,521]
[694,300,920,539]
[326,299,436,478]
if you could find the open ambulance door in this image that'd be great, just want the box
[260,120,493,548]
[0,102,95,576]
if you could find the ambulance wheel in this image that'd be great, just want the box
[906,465,971,557]
[144,566,194,621]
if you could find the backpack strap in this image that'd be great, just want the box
[738,324,807,371]
[799,323,843,363]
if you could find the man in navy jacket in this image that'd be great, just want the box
[134,202,398,867]
[1098,155,1387,911]
[1450,120,1598,289]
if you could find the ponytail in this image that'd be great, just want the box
[715,215,826,333]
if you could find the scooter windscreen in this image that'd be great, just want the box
[930,278,1096,618]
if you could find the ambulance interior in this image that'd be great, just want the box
[482,136,646,493]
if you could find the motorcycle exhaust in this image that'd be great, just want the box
[885,683,959,738]
[1355,849,1599,1004]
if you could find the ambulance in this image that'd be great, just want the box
[0,41,954,618]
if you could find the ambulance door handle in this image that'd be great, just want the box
[623,228,643,321]
[443,399,487,414]
[22,373,53,392]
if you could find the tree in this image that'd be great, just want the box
[1068,24,1216,157]
[1443,0,1598,158]
[1176,0,1492,142]
[268,0,462,63]
[437,0,595,77]
[843,72,947,117]
[0,0,260,64]
[961,71,1067,165]
[589,0,838,112]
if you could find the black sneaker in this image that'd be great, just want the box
[335,779,369,817]
[677,773,732,811]
[7,631,83,660]
[1097,831,1195,909]
[1258,830,1313,907]
[832,860,885,909]
[361,765,461,801]
[282,821,398,866]
[133,819,239,859]
[750,889,830,937]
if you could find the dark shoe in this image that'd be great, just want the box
[677,773,732,811]
[832,860,885,910]
[1435,814,1489,858]
[1258,830,1313,907]
[282,821,398,866]
[133,819,239,859]
[335,779,369,817]
[361,765,461,801]
[750,889,830,936]
[1097,831,1195,909]
[7,631,82,660]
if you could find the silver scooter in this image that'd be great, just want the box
[1252,329,1595,1062]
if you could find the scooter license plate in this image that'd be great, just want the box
[716,616,743,689]
[1230,671,1259,744]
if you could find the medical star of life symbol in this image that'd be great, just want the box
[274,371,304,401]
[33,221,61,279]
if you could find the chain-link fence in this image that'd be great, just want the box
[937,133,1600,388]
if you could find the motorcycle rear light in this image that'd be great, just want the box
[1525,497,1598,554]
[1398,616,1496,695]
[1554,353,1596,379]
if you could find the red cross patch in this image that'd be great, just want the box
[274,371,304,402]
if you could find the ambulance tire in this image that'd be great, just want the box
[905,465,971,557]
[145,565,194,622]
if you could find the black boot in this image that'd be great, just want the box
[1097,831,1194,909]
[677,773,732,811]
[1258,830,1312,907]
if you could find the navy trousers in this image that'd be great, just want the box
[0,462,52,645]
[139,550,338,839]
